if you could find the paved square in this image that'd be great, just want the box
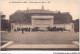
[1,31,79,44]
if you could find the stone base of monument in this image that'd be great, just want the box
[1,41,79,51]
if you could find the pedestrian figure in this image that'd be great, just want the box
[29,27,30,32]
[22,28,24,34]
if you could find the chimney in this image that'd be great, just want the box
[42,5,44,10]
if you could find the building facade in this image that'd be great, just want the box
[9,6,74,32]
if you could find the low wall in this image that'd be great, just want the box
[11,23,74,32]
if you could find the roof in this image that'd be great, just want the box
[15,9,59,14]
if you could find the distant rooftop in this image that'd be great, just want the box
[15,5,60,14]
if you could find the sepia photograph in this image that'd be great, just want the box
[0,0,79,51]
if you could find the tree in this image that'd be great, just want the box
[73,19,79,32]
[1,13,11,32]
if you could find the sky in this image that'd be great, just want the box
[0,0,79,20]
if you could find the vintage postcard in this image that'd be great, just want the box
[0,0,79,51]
